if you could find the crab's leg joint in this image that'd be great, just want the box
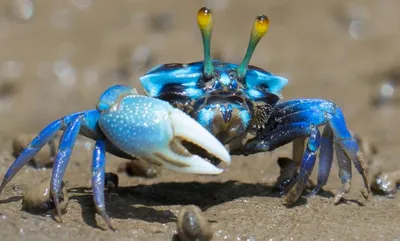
[237,14,269,80]
[197,7,215,79]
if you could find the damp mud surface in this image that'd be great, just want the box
[1,1,400,240]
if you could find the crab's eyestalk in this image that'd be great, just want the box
[197,7,215,79]
[237,15,269,80]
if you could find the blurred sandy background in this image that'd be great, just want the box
[1,0,400,240]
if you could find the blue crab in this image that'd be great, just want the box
[0,7,370,230]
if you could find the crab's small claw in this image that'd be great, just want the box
[97,87,231,174]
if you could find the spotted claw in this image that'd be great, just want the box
[97,86,231,175]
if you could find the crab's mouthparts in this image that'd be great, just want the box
[195,92,251,109]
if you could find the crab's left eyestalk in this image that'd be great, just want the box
[237,15,269,80]
[197,7,215,79]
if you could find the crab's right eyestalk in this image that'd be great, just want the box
[197,7,215,79]
[237,15,269,80]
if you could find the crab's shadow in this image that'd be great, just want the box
[69,180,334,230]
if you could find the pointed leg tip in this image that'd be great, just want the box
[282,176,310,206]
[333,195,342,205]
[282,198,293,206]
[109,225,118,232]
[333,183,351,205]
[332,191,346,204]
[52,193,64,223]
[361,187,370,200]
[98,210,117,232]
[283,189,300,206]
[0,180,8,195]
[53,213,64,223]
[54,207,64,223]
[103,216,117,232]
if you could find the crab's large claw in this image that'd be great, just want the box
[97,85,231,174]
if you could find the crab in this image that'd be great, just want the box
[0,7,370,231]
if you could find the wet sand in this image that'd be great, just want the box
[1,0,400,240]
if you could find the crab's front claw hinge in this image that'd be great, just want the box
[97,88,231,174]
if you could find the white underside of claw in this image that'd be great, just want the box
[155,108,231,174]
[155,153,226,174]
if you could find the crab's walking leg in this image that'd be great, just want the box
[275,138,316,193]
[329,107,369,201]
[0,111,90,195]
[292,138,305,165]
[0,120,62,194]
[284,125,320,203]
[244,99,369,204]
[0,110,102,218]
[278,100,369,202]
[291,134,331,195]
[50,115,82,222]
[92,139,115,231]
[333,142,352,203]
[305,125,334,197]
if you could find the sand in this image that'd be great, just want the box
[1,0,400,240]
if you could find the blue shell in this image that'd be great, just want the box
[140,60,288,101]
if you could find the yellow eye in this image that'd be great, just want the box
[197,7,215,79]
[197,7,213,30]
[252,15,269,38]
[237,14,270,80]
